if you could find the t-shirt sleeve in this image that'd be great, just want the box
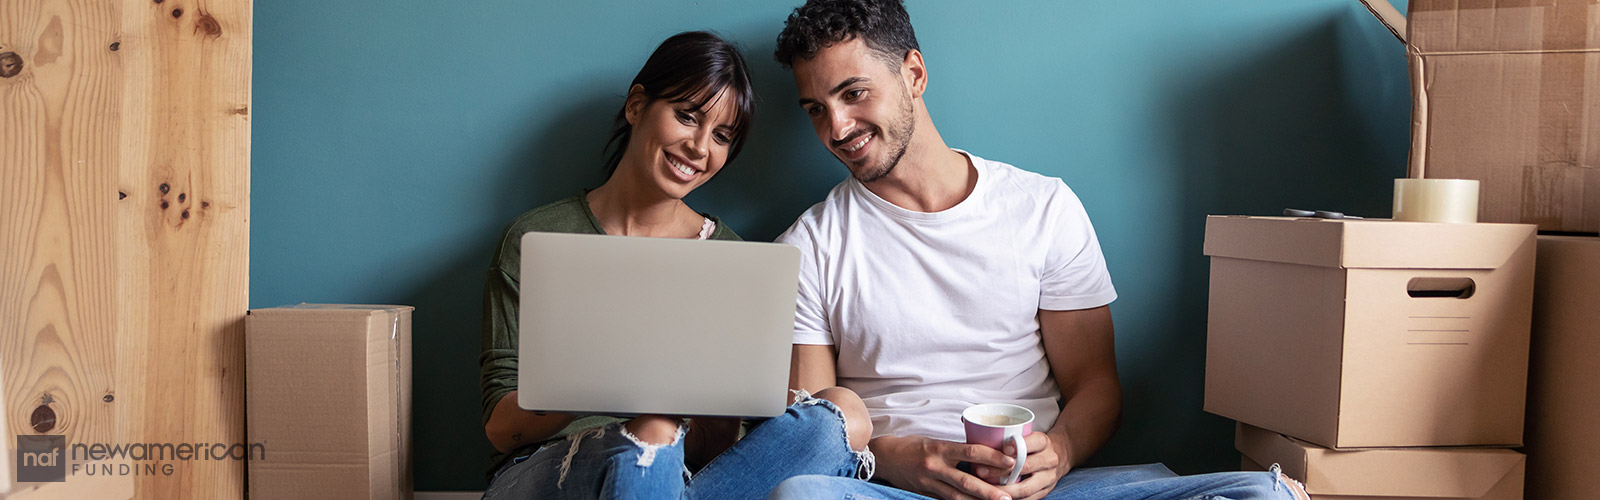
[1039,181,1117,311]
[776,220,833,346]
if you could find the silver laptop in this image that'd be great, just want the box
[518,231,800,418]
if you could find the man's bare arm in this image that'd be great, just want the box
[1038,305,1120,468]
[790,344,839,400]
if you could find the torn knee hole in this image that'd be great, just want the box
[1268,463,1310,500]
[790,388,822,406]
[617,423,685,468]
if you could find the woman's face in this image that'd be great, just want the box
[620,88,742,200]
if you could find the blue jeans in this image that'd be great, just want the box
[482,395,872,500]
[768,463,1305,500]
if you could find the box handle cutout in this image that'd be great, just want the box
[1407,277,1475,299]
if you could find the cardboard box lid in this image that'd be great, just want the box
[247,304,414,336]
[1358,0,1600,53]
[249,303,414,315]
[1236,423,1524,498]
[1202,216,1534,269]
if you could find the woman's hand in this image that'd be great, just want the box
[483,390,576,453]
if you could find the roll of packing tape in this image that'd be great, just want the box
[1392,178,1479,223]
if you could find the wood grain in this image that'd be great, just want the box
[1,0,249,498]
[1,0,123,476]
[7,474,133,500]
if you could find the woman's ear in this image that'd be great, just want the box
[624,84,648,125]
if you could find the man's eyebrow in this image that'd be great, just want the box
[798,76,870,107]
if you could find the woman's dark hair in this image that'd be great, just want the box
[602,31,756,177]
[774,0,919,70]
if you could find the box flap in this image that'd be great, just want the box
[1408,0,1600,53]
[1409,46,1600,232]
[1356,0,1409,44]
[1236,423,1524,498]
[1203,216,1535,270]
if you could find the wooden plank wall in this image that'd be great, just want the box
[1,0,250,498]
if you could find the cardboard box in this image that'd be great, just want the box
[1203,216,1535,448]
[1237,423,1524,500]
[246,304,413,500]
[1523,236,1600,500]
[1356,0,1600,234]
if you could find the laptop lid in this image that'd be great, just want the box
[517,231,799,418]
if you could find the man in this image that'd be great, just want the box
[766,1,1310,499]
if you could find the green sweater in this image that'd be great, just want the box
[478,192,741,477]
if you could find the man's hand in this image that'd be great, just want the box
[872,434,1020,500]
[972,431,1074,500]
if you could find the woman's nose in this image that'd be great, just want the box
[686,132,710,159]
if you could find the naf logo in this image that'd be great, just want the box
[17,435,66,482]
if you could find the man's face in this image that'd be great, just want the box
[792,38,916,183]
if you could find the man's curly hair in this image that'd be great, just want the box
[774,0,920,70]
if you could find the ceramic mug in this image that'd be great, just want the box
[961,403,1035,485]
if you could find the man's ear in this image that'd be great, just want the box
[624,84,648,125]
[902,49,927,99]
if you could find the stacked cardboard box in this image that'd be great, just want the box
[1235,423,1525,500]
[1200,0,1599,496]
[245,304,414,500]
[1523,236,1600,500]
[1355,0,1600,234]
[1202,216,1536,500]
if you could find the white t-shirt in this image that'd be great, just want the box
[776,150,1117,442]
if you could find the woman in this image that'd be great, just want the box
[478,31,873,499]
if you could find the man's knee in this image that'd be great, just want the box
[1227,469,1309,500]
[622,415,681,445]
[812,387,872,452]
[1265,468,1309,500]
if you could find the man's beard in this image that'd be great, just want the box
[848,95,916,183]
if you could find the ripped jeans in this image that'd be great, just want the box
[768,463,1310,500]
[482,394,873,500]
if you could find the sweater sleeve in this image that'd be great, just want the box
[479,241,522,427]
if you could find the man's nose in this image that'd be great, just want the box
[828,109,854,142]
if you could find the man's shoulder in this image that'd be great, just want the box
[965,152,1079,212]
[972,153,1068,195]
[777,181,856,246]
[798,181,859,223]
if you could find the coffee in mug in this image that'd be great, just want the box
[970,414,1026,426]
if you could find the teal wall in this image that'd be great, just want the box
[252,0,1411,491]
